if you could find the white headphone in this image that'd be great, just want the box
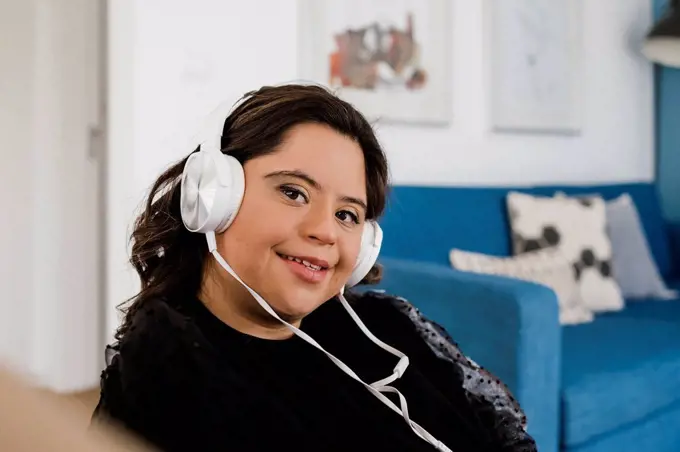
[178,102,383,288]
[176,99,450,452]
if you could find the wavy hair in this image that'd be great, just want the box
[115,84,390,341]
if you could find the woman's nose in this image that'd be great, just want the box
[301,205,338,245]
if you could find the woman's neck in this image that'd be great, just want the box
[199,269,299,341]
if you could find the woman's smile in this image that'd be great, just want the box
[276,251,331,284]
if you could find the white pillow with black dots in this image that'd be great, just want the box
[506,191,624,313]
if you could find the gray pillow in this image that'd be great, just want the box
[606,194,677,300]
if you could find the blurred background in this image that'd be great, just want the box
[2,1,680,451]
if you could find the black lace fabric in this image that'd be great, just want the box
[375,291,536,451]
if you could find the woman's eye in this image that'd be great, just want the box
[336,210,360,225]
[280,186,308,204]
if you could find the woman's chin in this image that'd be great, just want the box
[267,295,326,323]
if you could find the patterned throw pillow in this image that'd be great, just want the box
[606,194,677,300]
[555,192,678,300]
[506,191,624,313]
[450,247,593,325]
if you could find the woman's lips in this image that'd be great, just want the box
[277,253,330,283]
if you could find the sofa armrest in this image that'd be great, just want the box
[667,222,680,280]
[374,257,561,452]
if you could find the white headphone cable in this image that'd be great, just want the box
[205,232,452,452]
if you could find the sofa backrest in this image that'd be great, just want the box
[378,182,673,278]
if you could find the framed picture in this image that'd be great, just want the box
[298,0,452,125]
[488,0,583,134]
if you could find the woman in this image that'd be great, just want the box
[93,84,536,452]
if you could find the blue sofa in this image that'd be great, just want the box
[373,182,680,452]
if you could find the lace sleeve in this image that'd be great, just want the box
[367,291,537,452]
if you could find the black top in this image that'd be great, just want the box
[93,290,536,452]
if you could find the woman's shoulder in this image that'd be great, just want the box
[349,291,476,368]
[350,290,532,442]
[93,298,224,448]
[346,289,415,321]
[116,298,203,361]
[98,298,213,402]
[351,290,476,366]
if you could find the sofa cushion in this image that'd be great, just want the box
[569,399,680,452]
[380,186,516,265]
[380,183,671,275]
[547,184,672,279]
[605,194,677,299]
[506,191,624,313]
[561,315,680,448]
[613,280,680,323]
[449,247,592,325]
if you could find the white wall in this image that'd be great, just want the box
[0,0,36,379]
[386,0,654,186]
[107,0,654,337]
[0,0,103,392]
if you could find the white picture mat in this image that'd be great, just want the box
[298,0,452,125]
[488,0,583,134]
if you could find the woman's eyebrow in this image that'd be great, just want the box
[265,170,320,189]
[264,169,367,212]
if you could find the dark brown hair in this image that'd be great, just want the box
[116,84,389,341]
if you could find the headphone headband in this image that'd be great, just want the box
[179,98,382,287]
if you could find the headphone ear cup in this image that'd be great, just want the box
[347,221,383,288]
[180,150,245,234]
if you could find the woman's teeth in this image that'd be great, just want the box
[281,254,323,271]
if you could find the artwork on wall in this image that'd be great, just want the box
[298,0,452,125]
[489,0,583,135]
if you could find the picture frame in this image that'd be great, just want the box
[298,0,452,125]
[488,0,583,135]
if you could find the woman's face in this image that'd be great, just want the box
[215,123,368,322]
